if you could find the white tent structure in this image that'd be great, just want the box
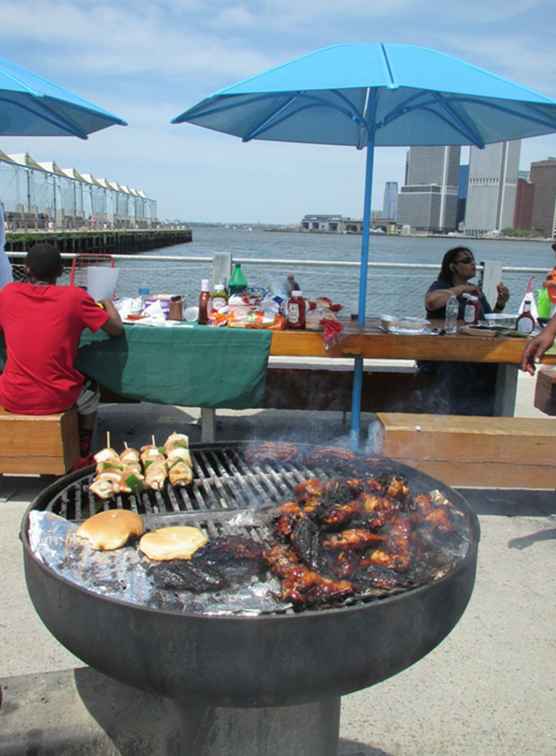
[0,147,157,229]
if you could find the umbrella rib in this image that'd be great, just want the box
[173,93,285,123]
[242,94,301,142]
[0,95,87,138]
[419,105,484,144]
[432,93,485,147]
[243,92,364,142]
[378,90,435,128]
[357,88,371,149]
[455,97,556,131]
[380,95,482,144]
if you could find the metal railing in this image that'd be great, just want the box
[7,251,548,318]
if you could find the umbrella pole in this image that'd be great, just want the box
[350,129,376,448]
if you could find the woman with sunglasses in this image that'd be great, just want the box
[419,246,510,415]
[425,246,509,319]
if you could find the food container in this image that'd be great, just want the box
[168,296,183,321]
[483,313,518,329]
[380,315,431,334]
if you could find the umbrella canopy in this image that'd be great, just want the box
[172,42,556,442]
[0,55,126,138]
[173,43,556,147]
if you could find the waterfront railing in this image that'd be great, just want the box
[7,251,548,319]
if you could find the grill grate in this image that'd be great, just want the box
[46,446,327,521]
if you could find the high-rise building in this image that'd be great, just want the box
[464,141,520,235]
[530,158,556,236]
[457,165,469,227]
[513,178,535,230]
[382,181,398,221]
[397,146,460,232]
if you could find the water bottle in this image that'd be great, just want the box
[138,282,150,309]
[444,293,459,334]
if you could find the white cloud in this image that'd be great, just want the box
[0,1,275,78]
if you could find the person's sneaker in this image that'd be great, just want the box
[70,453,95,472]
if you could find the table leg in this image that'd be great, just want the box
[201,408,216,442]
[493,364,518,417]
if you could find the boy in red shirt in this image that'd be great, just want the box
[0,243,123,461]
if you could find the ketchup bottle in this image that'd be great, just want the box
[286,290,306,330]
[198,279,210,325]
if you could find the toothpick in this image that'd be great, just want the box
[124,441,128,449]
[107,431,111,449]
[152,434,156,448]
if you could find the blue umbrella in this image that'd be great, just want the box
[0,55,126,138]
[172,42,556,443]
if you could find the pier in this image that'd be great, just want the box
[4,228,192,255]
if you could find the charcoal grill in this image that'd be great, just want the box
[21,442,480,756]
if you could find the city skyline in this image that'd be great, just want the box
[0,2,555,223]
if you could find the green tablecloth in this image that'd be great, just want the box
[1,324,272,410]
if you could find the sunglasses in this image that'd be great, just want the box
[456,256,475,264]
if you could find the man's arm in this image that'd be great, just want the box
[99,299,124,336]
[521,314,556,375]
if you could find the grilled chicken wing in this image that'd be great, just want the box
[322,528,386,551]
[264,545,353,607]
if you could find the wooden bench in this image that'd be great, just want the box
[534,367,556,415]
[0,407,80,475]
[377,413,556,489]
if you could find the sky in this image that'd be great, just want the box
[1,0,555,223]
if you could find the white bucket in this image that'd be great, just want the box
[86,266,119,301]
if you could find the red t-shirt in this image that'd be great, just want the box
[0,283,109,414]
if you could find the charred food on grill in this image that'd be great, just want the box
[264,475,465,609]
[244,441,300,466]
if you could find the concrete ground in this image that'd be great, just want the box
[1,367,555,754]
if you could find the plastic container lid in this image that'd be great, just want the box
[214,284,225,292]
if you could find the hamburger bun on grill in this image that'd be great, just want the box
[139,526,208,561]
[76,509,145,551]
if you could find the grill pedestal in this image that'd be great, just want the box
[0,667,340,756]
[175,698,340,756]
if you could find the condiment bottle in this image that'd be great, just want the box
[168,296,183,321]
[198,279,210,325]
[211,283,228,311]
[462,294,480,325]
[286,289,306,330]
[516,295,536,334]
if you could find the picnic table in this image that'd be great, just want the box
[270,318,556,417]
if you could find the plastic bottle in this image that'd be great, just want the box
[198,279,210,324]
[462,294,480,325]
[286,290,306,330]
[516,294,536,334]
[138,282,150,310]
[211,283,228,311]
[444,294,459,334]
[537,286,552,322]
[229,263,248,295]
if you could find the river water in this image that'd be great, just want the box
[117,227,555,319]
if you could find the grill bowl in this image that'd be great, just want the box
[21,443,479,708]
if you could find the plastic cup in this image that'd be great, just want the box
[184,306,199,322]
